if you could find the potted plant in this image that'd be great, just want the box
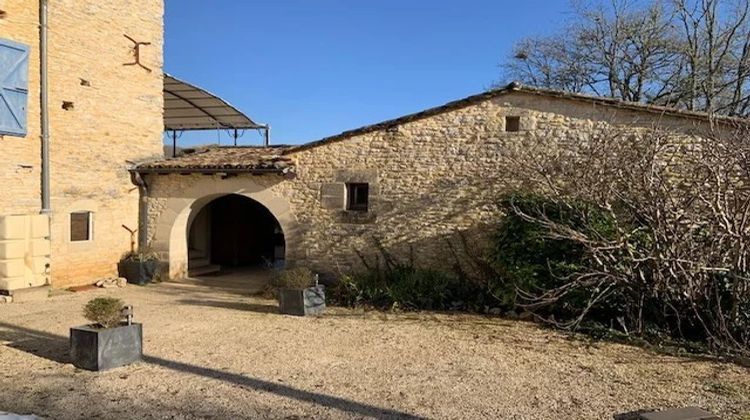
[70,297,142,371]
[118,250,160,285]
[274,267,325,316]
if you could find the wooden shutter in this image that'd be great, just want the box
[0,39,30,137]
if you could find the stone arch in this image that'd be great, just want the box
[147,176,299,280]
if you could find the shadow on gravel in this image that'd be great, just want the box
[0,322,423,419]
[143,354,423,419]
[0,322,70,364]
[175,298,279,314]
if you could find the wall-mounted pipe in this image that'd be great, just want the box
[40,0,51,215]
[129,171,149,250]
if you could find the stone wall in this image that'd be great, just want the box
[142,91,710,281]
[0,0,164,288]
[285,92,707,276]
[0,0,43,215]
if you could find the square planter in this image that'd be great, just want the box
[70,323,143,371]
[278,285,325,316]
[118,260,159,285]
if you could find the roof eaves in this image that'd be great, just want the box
[513,85,748,124]
[131,166,287,174]
[282,86,514,155]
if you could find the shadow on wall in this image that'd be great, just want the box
[0,322,423,419]
[322,223,497,284]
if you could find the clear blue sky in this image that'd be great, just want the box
[165,0,568,146]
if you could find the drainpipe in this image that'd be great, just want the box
[40,0,51,215]
[129,171,148,250]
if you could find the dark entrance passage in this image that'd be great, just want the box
[188,194,285,276]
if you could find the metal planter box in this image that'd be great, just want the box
[70,323,143,371]
[278,285,325,316]
[118,260,159,285]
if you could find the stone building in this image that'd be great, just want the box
[0,0,164,294]
[133,84,724,281]
[0,1,731,293]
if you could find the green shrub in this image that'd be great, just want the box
[83,297,125,329]
[273,267,317,290]
[489,193,620,319]
[329,258,487,311]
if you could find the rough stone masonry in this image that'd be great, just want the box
[0,0,164,289]
[139,87,719,281]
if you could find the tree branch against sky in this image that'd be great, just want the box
[500,0,750,116]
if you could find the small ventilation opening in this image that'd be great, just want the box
[505,116,521,132]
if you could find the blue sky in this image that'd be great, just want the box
[165,0,568,146]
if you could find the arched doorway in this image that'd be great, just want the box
[187,194,285,276]
[149,175,299,281]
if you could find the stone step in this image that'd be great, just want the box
[188,264,221,277]
[188,249,206,260]
[188,257,210,267]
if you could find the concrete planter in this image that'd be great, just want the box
[70,323,143,371]
[118,260,159,285]
[278,285,325,316]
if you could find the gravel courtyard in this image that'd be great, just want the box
[0,276,748,420]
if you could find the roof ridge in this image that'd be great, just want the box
[283,83,746,155]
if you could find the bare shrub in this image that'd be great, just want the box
[499,121,750,356]
[273,267,317,290]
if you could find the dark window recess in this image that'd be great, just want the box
[70,212,91,242]
[346,183,369,211]
[505,116,521,132]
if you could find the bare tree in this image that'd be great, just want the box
[501,0,750,116]
[505,36,594,93]
[672,0,750,113]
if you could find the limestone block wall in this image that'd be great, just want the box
[0,0,165,288]
[143,91,710,281]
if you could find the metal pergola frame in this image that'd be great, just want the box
[164,73,270,157]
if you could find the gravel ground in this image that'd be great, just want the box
[0,276,748,420]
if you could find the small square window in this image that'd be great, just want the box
[346,183,369,212]
[505,116,521,132]
[70,212,92,242]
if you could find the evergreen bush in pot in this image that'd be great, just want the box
[70,297,142,371]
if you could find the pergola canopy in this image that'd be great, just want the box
[163,73,265,131]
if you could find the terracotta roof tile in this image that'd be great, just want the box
[135,145,294,173]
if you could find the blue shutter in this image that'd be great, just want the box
[0,39,30,137]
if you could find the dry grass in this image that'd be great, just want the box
[0,278,748,419]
